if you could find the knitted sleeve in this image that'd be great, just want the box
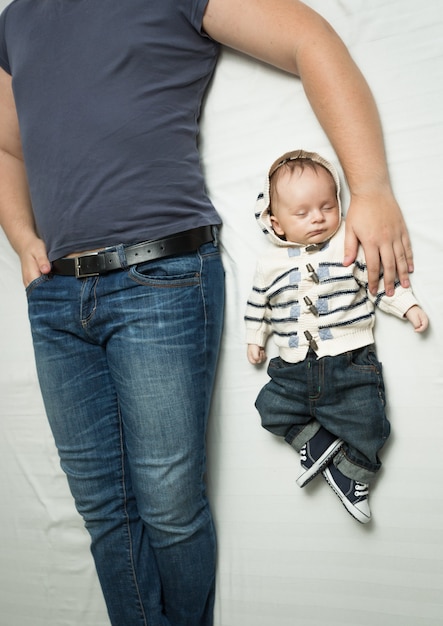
[244,264,273,347]
[354,247,420,319]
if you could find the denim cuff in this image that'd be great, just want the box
[285,420,321,453]
[333,449,379,484]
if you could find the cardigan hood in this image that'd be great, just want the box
[255,149,342,248]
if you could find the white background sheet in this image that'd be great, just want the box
[1,2,442,625]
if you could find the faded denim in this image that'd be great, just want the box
[26,240,224,626]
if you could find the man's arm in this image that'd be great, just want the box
[0,67,50,286]
[203,0,413,296]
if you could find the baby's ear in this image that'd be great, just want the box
[270,215,285,236]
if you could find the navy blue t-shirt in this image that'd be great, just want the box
[0,0,221,260]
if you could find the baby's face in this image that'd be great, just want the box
[271,165,340,245]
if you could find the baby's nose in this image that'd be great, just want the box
[311,208,324,221]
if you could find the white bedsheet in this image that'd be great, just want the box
[1,2,442,625]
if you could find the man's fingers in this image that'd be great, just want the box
[403,232,414,274]
[391,239,410,289]
[36,254,51,275]
[364,246,382,295]
[343,222,358,267]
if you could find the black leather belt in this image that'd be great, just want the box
[51,225,215,278]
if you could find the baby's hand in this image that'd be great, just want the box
[247,344,267,365]
[405,305,429,333]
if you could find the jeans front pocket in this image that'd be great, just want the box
[25,273,52,298]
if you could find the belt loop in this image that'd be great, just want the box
[211,225,219,248]
[116,244,128,269]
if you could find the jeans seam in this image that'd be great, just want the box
[198,249,209,410]
[80,277,99,329]
[118,402,148,626]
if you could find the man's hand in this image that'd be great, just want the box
[19,236,51,287]
[343,192,414,296]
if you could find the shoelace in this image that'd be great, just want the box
[354,482,369,498]
[300,444,307,462]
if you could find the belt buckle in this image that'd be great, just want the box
[75,253,101,278]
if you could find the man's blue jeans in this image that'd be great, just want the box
[26,240,224,626]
